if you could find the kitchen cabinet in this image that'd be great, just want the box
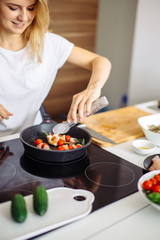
[43,0,99,122]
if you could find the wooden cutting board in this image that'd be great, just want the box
[83,106,151,148]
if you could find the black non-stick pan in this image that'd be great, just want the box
[20,116,92,163]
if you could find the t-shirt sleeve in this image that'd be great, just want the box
[45,32,74,69]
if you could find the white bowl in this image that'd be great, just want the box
[138,113,160,146]
[132,139,156,155]
[138,170,160,211]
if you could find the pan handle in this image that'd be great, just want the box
[40,105,57,125]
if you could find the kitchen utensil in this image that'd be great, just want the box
[83,106,151,148]
[132,139,156,156]
[20,124,92,163]
[0,187,94,240]
[78,124,117,144]
[138,113,160,146]
[138,170,160,211]
[143,153,160,170]
[53,96,109,134]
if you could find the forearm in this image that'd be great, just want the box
[86,56,111,92]
[67,46,111,122]
[68,46,111,92]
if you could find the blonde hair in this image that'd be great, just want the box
[23,0,50,62]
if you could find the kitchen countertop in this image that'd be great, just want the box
[1,100,160,240]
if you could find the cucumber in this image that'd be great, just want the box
[33,185,48,216]
[11,194,27,223]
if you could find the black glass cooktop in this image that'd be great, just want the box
[0,138,147,212]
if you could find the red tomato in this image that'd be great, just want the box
[57,139,65,146]
[76,144,82,148]
[142,180,153,190]
[35,139,43,146]
[57,146,65,151]
[154,174,160,183]
[41,143,48,149]
[65,135,71,142]
[150,178,158,186]
[68,145,74,150]
[152,185,160,193]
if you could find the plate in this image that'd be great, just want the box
[138,170,160,211]
[0,187,94,240]
[143,154,160,170]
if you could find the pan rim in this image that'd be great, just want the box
[20,124,92,153]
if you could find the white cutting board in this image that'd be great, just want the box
[0,187,94,240]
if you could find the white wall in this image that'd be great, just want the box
[128,0,160,105]
[95,0,137,109]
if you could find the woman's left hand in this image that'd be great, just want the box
[67,88,101,123]
[66,46,111,123]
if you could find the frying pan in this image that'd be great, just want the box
[20,107,92,163]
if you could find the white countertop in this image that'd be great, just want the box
[1,100,160,240]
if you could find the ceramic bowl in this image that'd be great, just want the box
[143,154,160,170]
[132,139,156,155]
[138,170,160,211]
[138,114,160,146]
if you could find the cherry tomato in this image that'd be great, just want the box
[152,185,160,193]
[35,139,43,146]
[65,135,71,142]
[142,180,153,190]
[68,145,74,150]
[150,178,158,186]
[76,144,82,148]
[154,174,160,183]
[57,146,65,151]
[41,143,48,149]
[57,139,65,146]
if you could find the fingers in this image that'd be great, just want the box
[0,104,13,121]
[67,94,86,123]
[67,90,101,123]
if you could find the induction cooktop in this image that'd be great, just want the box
[0,138,147,212]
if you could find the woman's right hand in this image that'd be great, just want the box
[0,104,13,121]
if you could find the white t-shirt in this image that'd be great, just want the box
[0,32,74,137]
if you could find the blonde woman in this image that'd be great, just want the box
[0,0,111,137]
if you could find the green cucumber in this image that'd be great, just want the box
[33,185,48,216]
[11,194,27,223]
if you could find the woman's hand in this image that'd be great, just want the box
[67,88,101,123]
[66,46,111,123]
[0,104,13,121]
